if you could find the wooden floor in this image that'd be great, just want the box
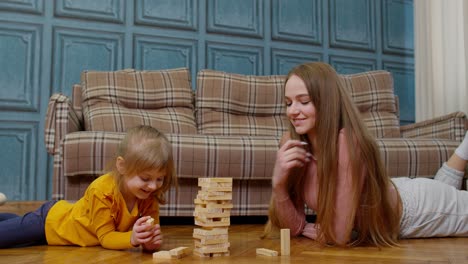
[1,201,468,264]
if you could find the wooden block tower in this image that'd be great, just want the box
[193,177,233,257]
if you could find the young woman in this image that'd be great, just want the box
[0,125,177,250]
[265,62,468,247]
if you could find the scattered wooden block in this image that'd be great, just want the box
[169,246,191,258]
[152,250,171,259]
[280,228,290,256]
[256,248,278,257]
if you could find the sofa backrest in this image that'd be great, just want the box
[196,69,400,138]
[340,70,400,138]
[81,68,197,134]
[195,69,289,137]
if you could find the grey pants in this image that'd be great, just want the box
[392,163,468,238]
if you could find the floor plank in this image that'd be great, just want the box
[1,201,467,264]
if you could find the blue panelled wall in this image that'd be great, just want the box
[0,0,413,200]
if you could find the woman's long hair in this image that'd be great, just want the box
[264,62,400,247]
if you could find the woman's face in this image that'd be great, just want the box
[284,74,317,136]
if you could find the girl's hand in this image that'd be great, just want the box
[130,216,158,247]
[142,224,163,251]
[272,140,311,192]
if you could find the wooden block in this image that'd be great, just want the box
[194,245,230,254]
[194,241,230,249]
[198,178,233,183]
[193,248,211,258]
[212,251,230,257]
[256,248,278,257]
[194,199,233,209]
[169,246,191,258]
[193,248,230,258]
[146,217,155,226]
[280,228,290,256]
[193,228,228,236]
[196,193,232,201]
[152,250,171,259]
[195,218,230,227]
[193,234,229,244]
[200,186,232,192]
[193,210,230,218]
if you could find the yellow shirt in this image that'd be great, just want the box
[45,173,159,249]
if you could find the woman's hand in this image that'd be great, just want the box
[130,216,162,249]
[272,140,311,193]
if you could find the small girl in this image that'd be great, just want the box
[0,125,177,250]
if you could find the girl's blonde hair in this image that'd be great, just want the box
[110,125,177,204]
[264,62,400,247]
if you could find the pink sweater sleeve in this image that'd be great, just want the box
[273,193,307,236]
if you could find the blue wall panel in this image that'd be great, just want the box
[207,0,263,38]
[384,61,415,124]
[55,0,125,24]
[0,0,43,14]
[271,48,322,75]
[272,0,322,44]
[207,42,263,75]
[134,34,197,82]
[330,55,377,74]
[0,122,38,200]
[382,0,414,55]
[330,0,376,51]
[135,0,198,30]
[0,0,414,200]
[0,21,41,111]
[52,27,124,95]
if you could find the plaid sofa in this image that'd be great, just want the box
[45,68,467,217]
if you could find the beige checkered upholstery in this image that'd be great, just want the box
[45,68,467,216]
[81,68,197,134]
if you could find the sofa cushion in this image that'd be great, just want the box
[196,69,399,138]
[195,69,289,137]
[81,68,197,134]
[341,70,400,138]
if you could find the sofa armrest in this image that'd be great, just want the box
[400,111,467,141]
[45,93,83,155]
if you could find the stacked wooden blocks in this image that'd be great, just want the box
[193,177,233,257]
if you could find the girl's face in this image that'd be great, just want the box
[284,74,317,136]
[124,167,166,200]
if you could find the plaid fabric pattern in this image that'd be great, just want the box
[196,69,399,138]
[52,131,280,200]
[45,93,82,155]
[61,177,273,217]
[45,68,468,214]
[340,70,400,138]
[400,111,467,141]
[81,68,197,134]
[196,69,289,137]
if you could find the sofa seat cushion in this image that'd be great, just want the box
[59,131,280,180]
[59,131,459,180]
[81,68,197,134]
[196,69,289,137]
